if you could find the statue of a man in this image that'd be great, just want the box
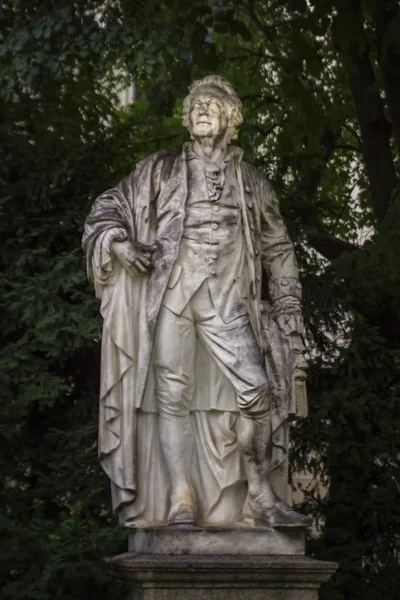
[83,75,311,529]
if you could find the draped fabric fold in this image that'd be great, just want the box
[83,148,302,524]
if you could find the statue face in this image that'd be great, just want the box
[188,92,231,141]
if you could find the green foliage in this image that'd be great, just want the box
[292,201,400,599]
[1,500,128,600]
[1,0,400,599]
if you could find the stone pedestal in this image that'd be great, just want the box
[109,526,337,600]
[128,524,305,556]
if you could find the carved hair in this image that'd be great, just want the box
[182,75,243,142]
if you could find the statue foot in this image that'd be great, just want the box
[246,497,313,529]
[167,488,196,525]
[167,504,195,525]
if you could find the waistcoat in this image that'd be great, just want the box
[162,147,249,323]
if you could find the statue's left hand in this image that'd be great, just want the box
[111,240,157,276]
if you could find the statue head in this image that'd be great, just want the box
[182,75,243,144]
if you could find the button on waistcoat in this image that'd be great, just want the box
[162,148,248,323]
[182,159,241,245]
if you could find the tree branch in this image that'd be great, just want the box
[344,123,362,145]
[289,128,359,260]
[296,129,341,202]
[306,228,358,260]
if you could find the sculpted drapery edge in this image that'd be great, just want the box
[82,145,302,518]
[83,151,177,511]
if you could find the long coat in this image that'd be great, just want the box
[82,145,301,516]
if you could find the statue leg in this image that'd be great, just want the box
[237,413,311,527]
[191,285,312,528]
[153,304,196,524]
[237,407,275,504]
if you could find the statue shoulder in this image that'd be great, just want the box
[136,150,178,173]
[129,150,178,199]
[241,161,272,191]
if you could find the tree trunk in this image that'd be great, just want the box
[372,0,400,156]
[335,0,397,222]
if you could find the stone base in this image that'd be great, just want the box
[128,524,305,556]
[109,553,338,600]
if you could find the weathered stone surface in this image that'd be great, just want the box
[128,524,305,556]
[109,553,338,600]
[83,74,311,531]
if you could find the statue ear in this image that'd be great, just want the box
[227,106,237,127]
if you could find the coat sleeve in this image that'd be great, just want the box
[259,175,302,305]
[82,152,176,292]
[82,171,137,289]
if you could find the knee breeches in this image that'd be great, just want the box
[153,282,270,420]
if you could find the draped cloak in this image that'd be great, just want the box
[82,146,303,525]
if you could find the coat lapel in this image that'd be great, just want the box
[237,161,263,347]
[146,153,188,336]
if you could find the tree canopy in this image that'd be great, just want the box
[1,1,400,599]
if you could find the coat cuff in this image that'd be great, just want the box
[92,227,127,287]
[95,227,127,271]
[269,277,302,302]
[101,227,127,261]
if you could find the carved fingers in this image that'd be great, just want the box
[275,311,303,336]
[111,240,157,276]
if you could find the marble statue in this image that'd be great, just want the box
[82,75,311,530]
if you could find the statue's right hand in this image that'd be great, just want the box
[111,240,157,276]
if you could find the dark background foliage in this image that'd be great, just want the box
[1,1,400,598]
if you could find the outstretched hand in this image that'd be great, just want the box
[111,240,157,276]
